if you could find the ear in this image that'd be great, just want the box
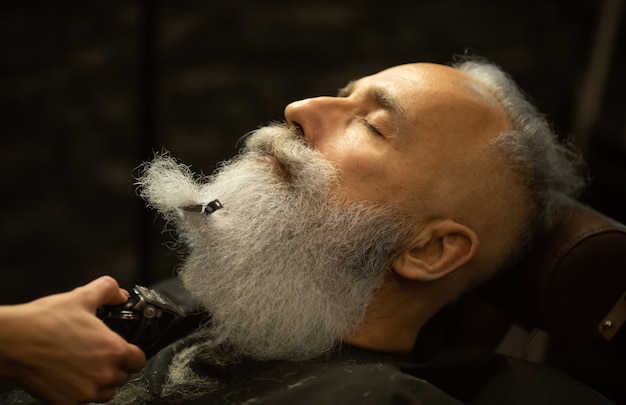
[392,220,479,282]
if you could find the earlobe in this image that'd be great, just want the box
[392,220,479,282]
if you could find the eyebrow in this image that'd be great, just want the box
[338,80,406,122]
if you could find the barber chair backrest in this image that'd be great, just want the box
[481,200,626,347]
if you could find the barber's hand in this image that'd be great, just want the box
[0,276,146,404]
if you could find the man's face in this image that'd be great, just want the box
[284,63,511,223]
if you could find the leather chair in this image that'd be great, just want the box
[482,200,626,402]
[482,200,626,346]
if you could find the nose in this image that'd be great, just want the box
[284,96,348,147]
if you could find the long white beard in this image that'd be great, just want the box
[137,123,412,361]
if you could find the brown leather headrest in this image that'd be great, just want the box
[481,201,626,344]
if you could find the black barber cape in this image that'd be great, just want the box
[0,331,613,404]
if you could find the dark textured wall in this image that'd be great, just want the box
[1,0,624,303]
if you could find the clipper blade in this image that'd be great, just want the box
[182,199,223,218]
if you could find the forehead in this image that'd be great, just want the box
[358,63,503,114]
[356,63,507,130]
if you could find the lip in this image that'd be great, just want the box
[263,154,288,178]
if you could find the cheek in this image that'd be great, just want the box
[326,134,380,169]
[321,139,405,204]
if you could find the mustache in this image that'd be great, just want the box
[240,122,320,178]
[240,121,304,152]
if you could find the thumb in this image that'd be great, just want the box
[75,276,128,311]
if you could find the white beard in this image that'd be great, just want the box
[137,123,412,361]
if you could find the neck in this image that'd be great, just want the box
[341,271,457,355]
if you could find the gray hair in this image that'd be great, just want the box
[454,58,587,252]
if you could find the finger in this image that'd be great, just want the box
[109,369,132,388]
[76,276,127,310]
[93,387,118,403]
[119,343,147,374]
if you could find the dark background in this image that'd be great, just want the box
[1,0,624,304]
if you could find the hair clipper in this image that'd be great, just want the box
[97,285,186,351]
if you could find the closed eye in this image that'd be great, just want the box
[360,118,384,137]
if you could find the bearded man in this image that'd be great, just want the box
[101,57,603,404]
[2,58,608,404]
[138,57,585,359]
